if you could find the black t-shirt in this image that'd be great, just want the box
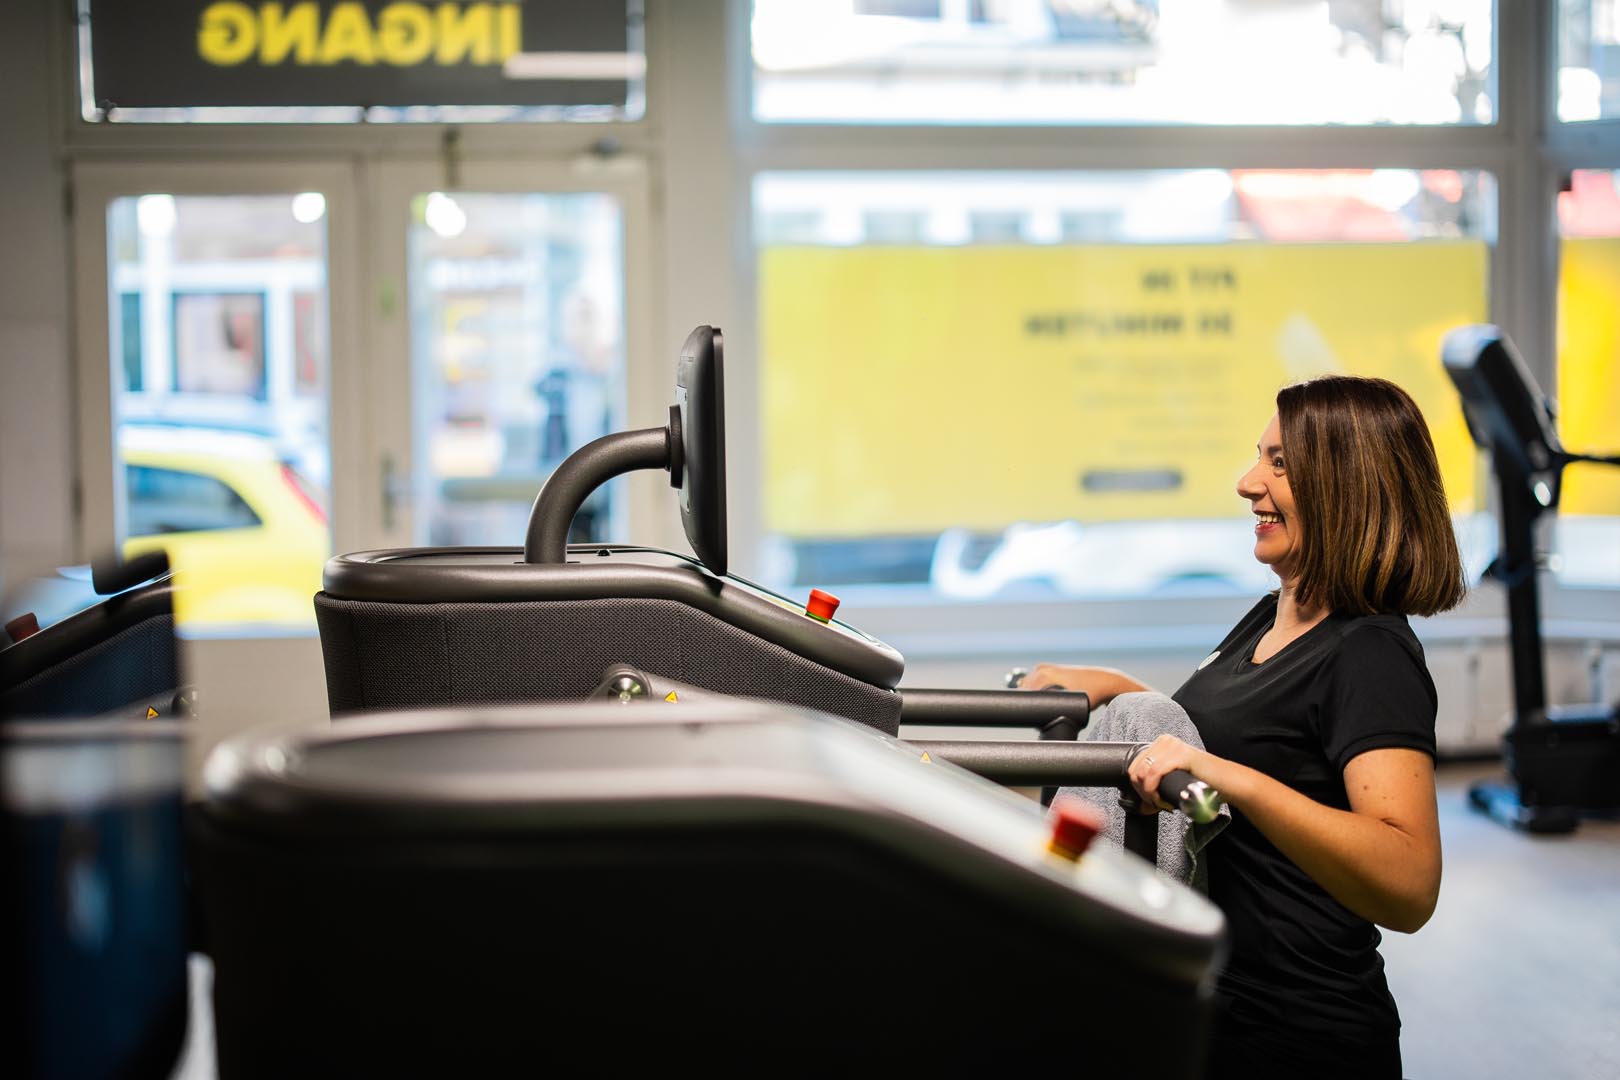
[1172,594,1437,1047]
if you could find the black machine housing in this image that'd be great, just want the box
[192,701,1225,1074]
[2,557,189,1080]
[318,324,1103,765]
[1443,325,1620,832]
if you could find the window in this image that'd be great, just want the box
[106,192,332,634]
[126,465,262,536]
[292,292,325,396]
[755,170,1494,599]
[745,0,1525,617]
[172,292,268,400]
[404,190,627,546]
[117,292,142,391]
[752,0,1496,125]
[1554,168,1620,587]
[1559,0,1620,121]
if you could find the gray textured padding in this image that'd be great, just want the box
[320,547,905,690]
[315,594,901,735]
[1,614,177,718]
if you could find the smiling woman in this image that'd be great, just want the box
[1025,375,1467,1079]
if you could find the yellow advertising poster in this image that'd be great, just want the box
[1558,238,1620,516]
[761,243,1486,536]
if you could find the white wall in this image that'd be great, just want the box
[0,0,76,588]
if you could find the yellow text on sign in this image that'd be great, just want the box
[198,2,521,67]
[760,243,1486,536]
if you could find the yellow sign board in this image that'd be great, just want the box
[1558,238,1620,515]
[761,243,1487,536]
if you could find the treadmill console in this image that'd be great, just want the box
[673,326,727,575]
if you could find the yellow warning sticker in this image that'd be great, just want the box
[919,752,932,764]
[664,691,679,703]
[146,706,160,719]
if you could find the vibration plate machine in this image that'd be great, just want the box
[315,326,1219,831]
[202,326,1234,1068]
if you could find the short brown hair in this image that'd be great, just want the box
[1277,375,1467,617]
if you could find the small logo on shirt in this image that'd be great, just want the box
[1197,650,1221,670]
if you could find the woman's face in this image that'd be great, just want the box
[1237,414,1301,582]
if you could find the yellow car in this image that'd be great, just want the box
[119,426,329,632]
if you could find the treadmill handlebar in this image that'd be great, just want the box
[914,739,1224,824]
[90,549,171,596]
[525,426,671,564]
[899,687,1090,730]
[1129,744,1224,826]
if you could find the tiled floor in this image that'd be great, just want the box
[1384,764,1620,1079]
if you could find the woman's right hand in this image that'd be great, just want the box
[1015,664,1150,707]
[1017,662,1080,692]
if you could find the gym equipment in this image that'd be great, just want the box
[2,550,183,720]
[2,552,189,1080]
[191,698,1226,1074]
[1443,325,1620,832]
[317,325,1221,830]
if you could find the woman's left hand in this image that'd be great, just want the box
[1127,734,1209,813]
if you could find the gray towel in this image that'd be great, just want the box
[1053,691,1231,892]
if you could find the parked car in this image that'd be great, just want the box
[930,519,1276,599]
[119,425,329,632]
[928,513,1503,600]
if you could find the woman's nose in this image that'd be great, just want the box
[1236,462,1264,499]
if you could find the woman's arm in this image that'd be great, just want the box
[1018,664,1152,706]
[1129,739,1442,933]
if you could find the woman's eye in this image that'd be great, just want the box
[1271,457,1286,471]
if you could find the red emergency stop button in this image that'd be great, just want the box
[805,589,840,624]
[1047,800,1105,861]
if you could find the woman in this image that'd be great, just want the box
[1024,376,1465,1078]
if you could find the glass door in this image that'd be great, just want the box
[73,162,363,636]
[369,162,654,553]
